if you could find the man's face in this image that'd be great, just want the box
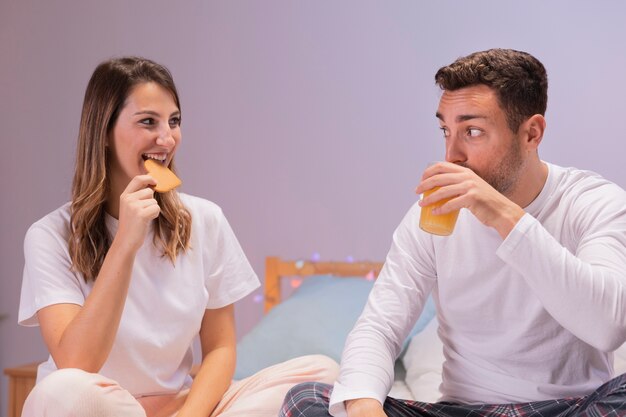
[436,84,525,196]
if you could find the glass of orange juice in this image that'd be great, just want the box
[419,187,460,236]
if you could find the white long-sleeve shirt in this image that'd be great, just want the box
[330,163,626,416]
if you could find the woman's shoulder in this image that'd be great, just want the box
[26,202,72,238]
[24,202,73,252]
[179,192,222,212]
[179,193,226,223]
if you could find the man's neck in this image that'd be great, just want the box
[508,159,549,209]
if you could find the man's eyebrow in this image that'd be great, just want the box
[435,112,487,122]
[457,114,487,122]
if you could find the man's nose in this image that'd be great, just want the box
[445,136,466,164]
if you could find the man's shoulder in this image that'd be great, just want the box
[550,163,624,197]
[548,164,626,226]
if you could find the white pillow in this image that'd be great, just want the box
[401,317,444,403]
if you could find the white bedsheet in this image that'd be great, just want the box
[401,318,443,403]
[389,380,415,401]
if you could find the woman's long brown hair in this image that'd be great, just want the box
[69,57,191,282]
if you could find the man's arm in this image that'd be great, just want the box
[329,205,436,416]
[417,162,626,352]
[345,398,387,417]
[416,162,527,240]
[497,210,626,352]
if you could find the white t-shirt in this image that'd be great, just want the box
[19,193,260,397]
[330,163,626,416]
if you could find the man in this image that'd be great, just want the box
[280,49,626,416]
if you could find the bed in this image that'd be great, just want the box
[5,256,440,416]
[236,257,626,404]
[8,256,624,415]
[4,257,394,417]
[235,256,442,402]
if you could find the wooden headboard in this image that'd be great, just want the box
[264,256,384,313]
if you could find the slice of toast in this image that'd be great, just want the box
[144,159,182,193]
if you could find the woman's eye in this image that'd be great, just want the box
[140,118,155,126]
[169,117,181,128]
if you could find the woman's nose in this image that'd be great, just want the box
[156,128,176,148]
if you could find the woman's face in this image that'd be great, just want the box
[108,81,181,194]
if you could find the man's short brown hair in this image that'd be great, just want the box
[435,49,548,133]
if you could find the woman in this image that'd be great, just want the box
[18,56,338,417]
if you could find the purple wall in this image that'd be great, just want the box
[1,1,625,413]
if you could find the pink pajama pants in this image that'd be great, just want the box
[22,354,339,417]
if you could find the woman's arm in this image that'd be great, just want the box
[37,175,159,372]
[176,304,237,417]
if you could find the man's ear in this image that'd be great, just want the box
[522,114,546,151]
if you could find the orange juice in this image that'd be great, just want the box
[419,187,460,236]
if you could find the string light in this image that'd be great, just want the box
[262,255,382,311]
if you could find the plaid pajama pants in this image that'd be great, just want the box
[280,373,626,417]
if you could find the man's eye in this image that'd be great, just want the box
[467,128,482,137]
[169,117,181,128]
[140,118,155,126]
[439,127,450,137]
